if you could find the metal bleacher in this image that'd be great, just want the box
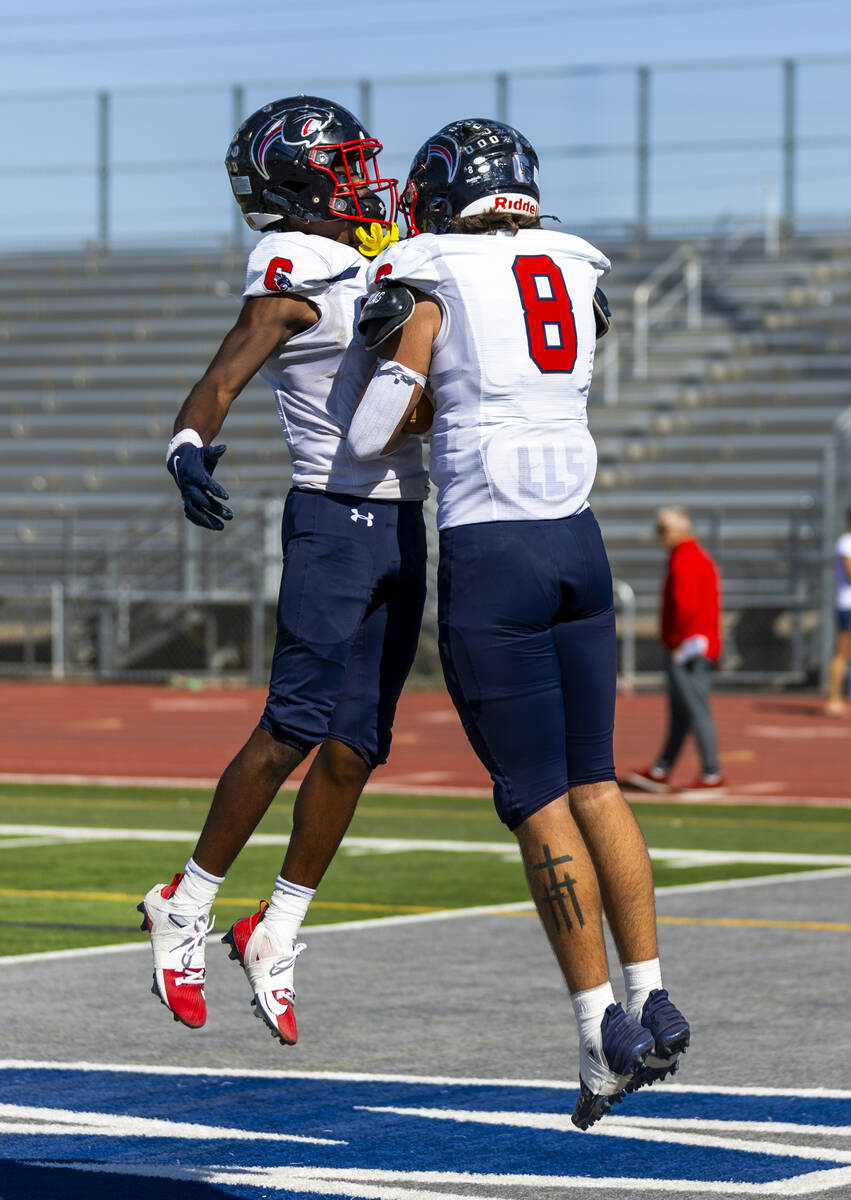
[589,233,851,679]
[0,230,849,681]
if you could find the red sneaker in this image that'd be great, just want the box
[623,766,670,793]
[138,873,211,1029]
[680,774,727,791]
[222,904,306,1046]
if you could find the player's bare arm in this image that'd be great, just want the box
[167,294,317,529]
[348,291,441,458]
[174,294,318,440]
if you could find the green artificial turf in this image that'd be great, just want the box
[0,782,846,956]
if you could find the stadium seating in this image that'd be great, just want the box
[0,232,848,680]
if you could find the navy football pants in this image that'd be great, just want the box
[260,488,426,768]
[438,507,617,830]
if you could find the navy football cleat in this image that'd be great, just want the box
[625,988,691,1093]
[571,1002,654,1131]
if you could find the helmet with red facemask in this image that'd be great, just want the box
[225,95,398,232]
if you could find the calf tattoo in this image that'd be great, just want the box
[533,843,584,932]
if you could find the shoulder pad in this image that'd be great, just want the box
[243,232,356,300]
[593,287,612,339]
[357,283,415,349]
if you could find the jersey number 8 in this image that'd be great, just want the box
[511,254,577,374]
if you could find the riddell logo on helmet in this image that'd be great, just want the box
[493,196,539,215]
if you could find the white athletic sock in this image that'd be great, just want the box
[172,857,224,915]
[261,877,315,947]
[571,981,617,1042]
[623,957,663,1020]
[571,981,618,1090]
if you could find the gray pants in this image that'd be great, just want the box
[655,655,720,777]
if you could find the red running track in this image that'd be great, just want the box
[1,682,848,805]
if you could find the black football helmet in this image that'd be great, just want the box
[402,118,540,236]
[225,95,398,231]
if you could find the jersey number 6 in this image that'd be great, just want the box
[511,254,577,374]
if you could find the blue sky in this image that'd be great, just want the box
[1,0,849,91]
[1,0,849,246]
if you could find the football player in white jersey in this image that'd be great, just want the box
[140,97,428,1046]
[348,119,690,1129]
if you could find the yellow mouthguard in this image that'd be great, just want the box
[355,221,400,258]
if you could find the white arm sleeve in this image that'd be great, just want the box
[347,359,427,460]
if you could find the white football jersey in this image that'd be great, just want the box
[244,232,427,500]
[367,229,610,528]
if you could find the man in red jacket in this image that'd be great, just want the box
[627,508,724,792]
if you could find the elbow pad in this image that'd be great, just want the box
[358,284,415,349]
[347,359,427,460]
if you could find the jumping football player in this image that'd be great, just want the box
[139,96,428,1046]
[348,119,690,1129]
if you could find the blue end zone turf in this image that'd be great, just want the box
[2,1065,850,1198]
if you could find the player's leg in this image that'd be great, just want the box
[138,726,308,1028]
[191,727,306,877]
[438,516,652,1129]
[225,496,427,1045]
[280,737,372,886]
[142,489,374,1028]
[514,794,609,993]
[556,510,690,1090]
[568,778,692,1087]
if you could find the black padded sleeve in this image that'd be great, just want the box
[357,284,416,349]
[593,286,612,339]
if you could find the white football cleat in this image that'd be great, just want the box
[222,902,306,1045]
[138,873,213,1029]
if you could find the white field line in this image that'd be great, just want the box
[3,866,851,966]
[3,1059,851,1100]
[0,1103,342,1144]
[18,1159,851,1198]
[2,823,851,867]
[360,1105,851,1163]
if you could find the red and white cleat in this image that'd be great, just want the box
[138,873,212,1029]
[222,903,306,1046]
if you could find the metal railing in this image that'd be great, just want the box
[633,245,702,379]
[9,572,643,692]
[0,500,825,688]
[613,577,636,692]
[1,53,850,250]
[714,180,782,262]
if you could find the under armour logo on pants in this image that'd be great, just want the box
[350,509,374,526]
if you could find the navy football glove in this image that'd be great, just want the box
[167,443,233,531]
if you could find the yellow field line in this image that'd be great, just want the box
[502,911,851,932]
[2,887,848,930]
[0,887,439,914]
[657,915,851,933]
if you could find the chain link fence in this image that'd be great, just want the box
[0,495,829,689]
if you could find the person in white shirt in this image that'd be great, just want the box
[826,507,851,715]
[139,96,428,1045]
[348,118,690,1131]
